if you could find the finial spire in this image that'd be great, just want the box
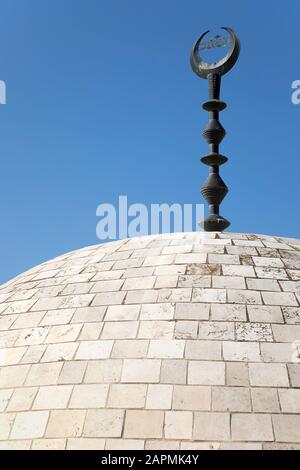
[190,27,240,231]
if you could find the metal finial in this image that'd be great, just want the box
[190,27,240,231]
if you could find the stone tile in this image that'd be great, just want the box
[61,283,93,296]
[223,341,260,362]
[111,339,149,358]
[222,265,255,277]
[121,358,162,383]
[11,311,45,329]
[15,326,51,346]
[122,276,156,291]
[45,324,82,343]
[7,387,38,412]
[231,414,273,441]
[143,255,174,267]
[212,386,251,412]
[263,443,300,450]
[146,384,173,409]
[161,359,187,384]
[272,415,300,443]
[188,361,225,385]
[288,364,300,387]
[33,385,72,410]
[227,289,262,304]
[287,269,300,281]
[11,411,49,439]
[255,266,288,280]
[58,361,87,384]
[208,254,240,265]
[247,305,283,323]
[0,314,19,331]
[0,364,30,389]
[155,265,186,276]
[272,324,300,342]
[236,322,273,342]
[185,340,221,360]
[178,275,211,288]
[69,384,109,408]
[212,276,246,289]
[75,340,113,359]
[41,342,78,362]
[220,442,262,450]
[108,384,147,408]
[186,263,221,276]
[282,307,300,324]
[0,346,27,366]
[30,297,63,312]
[4,299,38,314]
[146,440,180,450]
[194,412,230,441]
[260,342,294,363]
[92,291,126,306]
[0,329,19,347]
[155,276,178,288]
[253,256,284,268]
[40,308,75,326]
[79,322,103,340]
[249,363,289,387]
[101,321,138,339]
[173,385,210,411]
[140,303,174,320]
[85,359,122,383]
[226,362,249,386]
[0,389,13,412]
[262,291,298,306]
[123,267,154,278]
[158,288,192,303]
[25,362,63,386]
[105,304,140,321]
[175,254,207,264]
[175,303,210,322]
[174,321,198,339]
[71,306,106,323]
[67,438,105,450]
[165,411,193,439]
[0,440,32,450]
[91,279,124,293]
[139,321,174,340]
[0,413,16,439]
[105,439,144,450]
[46,410,86,438]
[192,288,226,303]
[92,270,125,281]
[32,439,66,450]
[278,389,300,413]
[251,388,280,413]
[211,304,247,322]
[198,321,234,340]
[125,290,158,304]
[124,410,164,438]
[148,340,185,358]
[246,278,280,291]
[20,345,47,364]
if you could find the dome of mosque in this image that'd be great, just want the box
[0,231,300,450]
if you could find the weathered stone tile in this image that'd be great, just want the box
[140,303,174,320]
[174,321,197,339]
[45,324,82,343]
[251,388,280,413]
[165,411,193,439]
[227,289,262,304]
[155,265,186,276]
[192,288,226,303]
[101,321,138,339]
[260,342,294,363]
[222,264,255,277]
[124,410,163,439]
[158,288,192,303]
[255,267,288,280]
[0,314,19,331]
[247,305,283,323]
[58,361,87,384]
[92,269,125,281]
[253,256,284,268]
[145,384,172,409]
[146,440,180,450]
[30,297,63,312]
[198,321,234,340]
[26,362,63,386]
[0,364,31,389]
[105,304,140,321]
[278,389,300,413]
[175,303,209,320]
[90,279,124,293]
[175,254,207,264]
[105,439,144,450]
[32,439,66,450]
[282,307,300,324]
[246,278,280,291]
[185,340,221,360]
[262,291,298,306]
[223,341,260,362]
[186,264,221,276]
[148,340,185,358]
[212,276,245,289]
[211,304,247,321]
[79,322,103,340]
[249,363,289,387]
[0,389,13,412]
[46,410,86,438]
[154,275,178,288]
[194,412,230,441]
[139,321,174,340]
[20,345,47,364]
[71,306,106,324]
[143,255,174,267]
[272,415,300,443]
[226,362,249,386]
[40,309,75,326]
[287,364,300,387]
[10,411,48,440]
[61,283,93,296]
[67,438,105,450]
[236,322,273,342]
[41,342,79,362]
[231,414,273,441]
[272,324,300,342]
[178,275,211,288]
[11,311,45,329]
[7,387,38,412]
[69,384,109,408]
[75,340,113,359]
[125,290,158,304]
[212,387,251,412]
[0,346,27,366]
[92,291,126,306]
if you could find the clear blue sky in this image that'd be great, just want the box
[0,0,299,284]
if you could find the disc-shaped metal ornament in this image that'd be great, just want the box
[190,27,240,79]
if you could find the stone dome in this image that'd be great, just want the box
[0,231,300,450]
